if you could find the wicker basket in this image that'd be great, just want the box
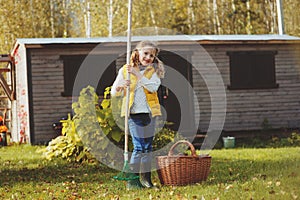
[156,140,211,186]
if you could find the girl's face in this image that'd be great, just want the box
[138,47,157,66]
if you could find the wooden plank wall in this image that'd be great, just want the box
[193,44,300,132]
[29,45,124,143]
[30,50,70,143]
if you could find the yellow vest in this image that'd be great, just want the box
[121,65,161,117]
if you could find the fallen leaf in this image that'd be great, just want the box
[269,190,275,194]
[149,193,153,200]
[292,192,298,199]
[267,181,272,185]
[225,184,233,190]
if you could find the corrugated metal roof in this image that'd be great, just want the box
[16,34,300,45]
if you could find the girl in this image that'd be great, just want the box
[111,40,165,189]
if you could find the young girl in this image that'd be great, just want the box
[111,40,165,189]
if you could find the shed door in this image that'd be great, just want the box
[158,51,195,134]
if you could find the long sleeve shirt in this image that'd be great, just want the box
[111,66,161,114]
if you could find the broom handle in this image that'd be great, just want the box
[124,0,132,162]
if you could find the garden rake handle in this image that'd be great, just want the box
[124,0,133,159]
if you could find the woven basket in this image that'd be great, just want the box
[156,140,211,186]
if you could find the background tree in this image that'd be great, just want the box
[0,0,74,52]
[0,0,300,54]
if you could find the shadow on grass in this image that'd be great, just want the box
[1,149,299,188]
[0,159,118,187]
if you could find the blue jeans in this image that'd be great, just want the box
[129,113,156,166]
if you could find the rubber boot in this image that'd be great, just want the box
[140,163,155,188]
[126,164,144,190]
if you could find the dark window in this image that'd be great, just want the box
[61,55,116,97]
[61,55,85,96]
[227,51,278,89]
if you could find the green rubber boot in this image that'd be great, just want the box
[126,164,144,190]
[126,176,144,190]
[140,163,155,188]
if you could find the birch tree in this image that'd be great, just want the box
[187,0,195,34]
[212,0,221,34]
[245,0,252,34]
[206,0,212,34]
[108,0,113,37]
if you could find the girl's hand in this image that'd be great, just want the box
[126,64,142,80]
[116,79,130,92]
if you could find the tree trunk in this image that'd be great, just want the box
[50,0,55,38]
[269,0,276,33]
[213,0,221,34]
[108,0,113,37]
[148,0,158,34]
[276,0,285,34]
[231,0,237,34]
[245,0,252,34]
[206,0,212,34]
[188,0,195,34]
[84,1,91,38]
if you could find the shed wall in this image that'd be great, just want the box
[27,42,300,143]
[29,45,124,143]
[30,50,70,143]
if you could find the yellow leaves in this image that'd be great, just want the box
[225,184,233,190]
[103,86,111,99]
[101,99,110,109]
[291,193,298,199]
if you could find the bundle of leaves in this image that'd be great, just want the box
[72,86,126,168]
[42,86,124,164]
[42,113,92,162]
[267,132,300,148]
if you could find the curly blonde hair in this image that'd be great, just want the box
[130,40,165,78]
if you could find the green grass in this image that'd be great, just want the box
[0,145,299,200]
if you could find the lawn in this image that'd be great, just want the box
[0,145,299,200]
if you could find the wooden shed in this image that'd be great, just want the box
[7,34,300,144]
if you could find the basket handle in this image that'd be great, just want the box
[168,140,197,157]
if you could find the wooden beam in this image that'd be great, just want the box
[0,68,11,73]
[0,55,12,62]
[0,73,14,101]
[0,108,11,110]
